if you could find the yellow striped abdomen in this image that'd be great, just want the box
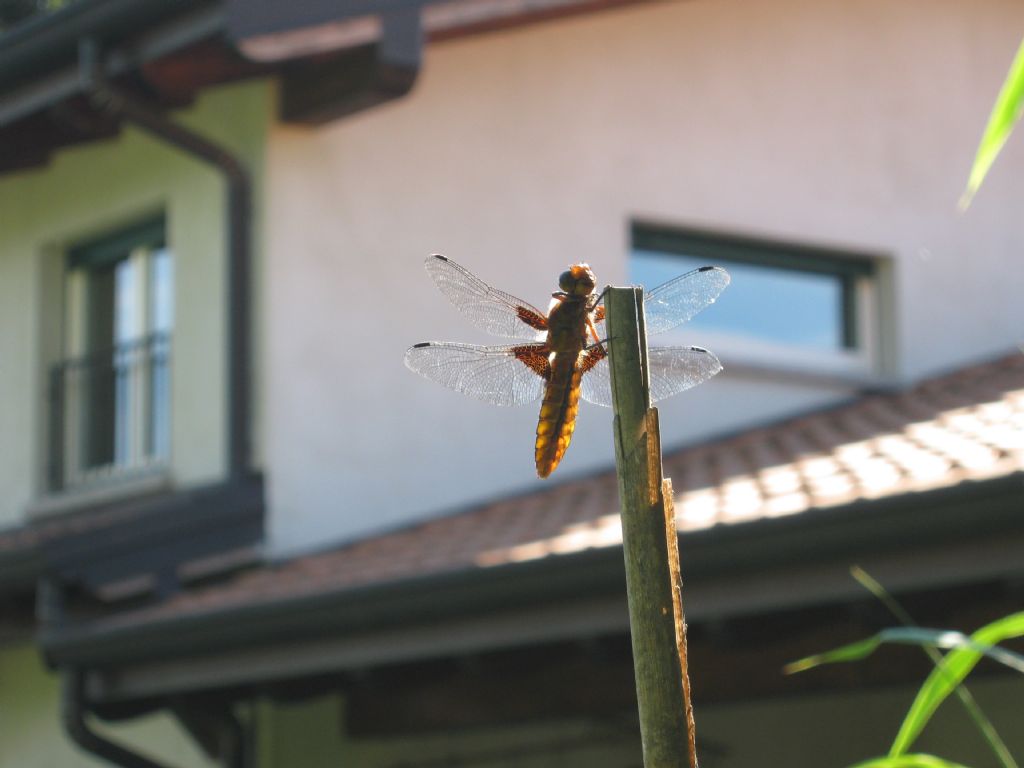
[535,353,584,478]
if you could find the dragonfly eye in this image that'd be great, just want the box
[559,264,596,296]
[558,270,575,292]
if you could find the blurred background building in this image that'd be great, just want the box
[0,0,1022,765]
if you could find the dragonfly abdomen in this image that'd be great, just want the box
[535,352,584,478]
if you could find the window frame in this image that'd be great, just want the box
[50,215,173,492]
[631,223,882,381]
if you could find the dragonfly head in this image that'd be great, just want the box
[559,263,596,297]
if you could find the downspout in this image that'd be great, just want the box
[61,666,247,768]
[78,37,252,484]
[63,38,251,768]
[62,670,175,768]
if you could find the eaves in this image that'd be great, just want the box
[0,0,215,91]
[42,472,1024,704]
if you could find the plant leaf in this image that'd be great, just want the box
[783,626,1024,675]
[848,755,973,768]
[784,635,882,674]
[961,35,1024,208]
[850,567,1019,768]
[890,612,1024,756]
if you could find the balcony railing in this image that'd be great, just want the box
[49,332,171,491]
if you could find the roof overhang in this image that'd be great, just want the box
[227,0,651,62]
[0,475,265,604]
[0,0,646,172]
[43,471,1024,705]
[0,1,231,128]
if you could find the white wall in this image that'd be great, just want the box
[262,0,1024,555]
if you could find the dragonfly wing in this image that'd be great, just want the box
[592,265,730,337]
[644,266,730,334]
[424,255,549,339]
[580,345,722,407]
[404,342,548,406]
[648,346,723,402]
[580,345,613,407]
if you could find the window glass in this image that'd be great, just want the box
[632,250,846,350]
[631,228,872,353]
[150,247,174,333]
[149,247,173,459]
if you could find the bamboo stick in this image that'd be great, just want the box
[605,285,698,768]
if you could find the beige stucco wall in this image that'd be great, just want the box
[0,80,269,529]
[262,0,1024,554]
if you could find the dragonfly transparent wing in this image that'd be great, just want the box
[404,342,548,406]
[580,345,722,407]
[424,254,548,339]
[593,265,730,336]
[645,266,730,334]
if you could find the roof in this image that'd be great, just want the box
[0,0,640,171]
[0,477,265,594]
[95,351,1024,628]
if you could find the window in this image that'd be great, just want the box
[50,217,173,490]
[631,225,878,373]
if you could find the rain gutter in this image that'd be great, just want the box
[0,1,223,127]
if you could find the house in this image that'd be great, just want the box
[0,0,1022,766]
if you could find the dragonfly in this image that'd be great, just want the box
[404,255,730,478]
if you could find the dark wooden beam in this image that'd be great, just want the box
[341,582,1023,737]
[140,38,271,105]
[345,640,639,736]
[0,590,36,644]
[279,40,417,125]
[0,103,122,173]
[48,96,122,138]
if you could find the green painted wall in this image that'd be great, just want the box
[0,643,218,767]
[0,79,269,529]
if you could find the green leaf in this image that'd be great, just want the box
[890,612,1024,756]
[961,35,1024,208]
[848,755,972,768]
[784,635,882,674]
[784,626,1024,675]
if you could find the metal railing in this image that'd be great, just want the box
[49,332,171,491]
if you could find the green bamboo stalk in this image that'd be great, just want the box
[606,285,698,768]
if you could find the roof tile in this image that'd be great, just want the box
[50,352,1024,628]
